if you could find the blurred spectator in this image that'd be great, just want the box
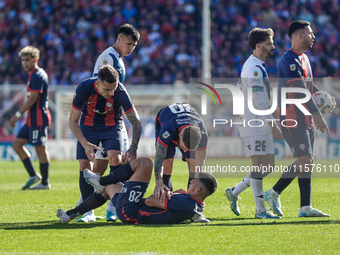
[1,0,340,87]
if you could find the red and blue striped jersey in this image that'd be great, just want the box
[278,49,319,130]
[72,77,134,127]
[26,67,51,127]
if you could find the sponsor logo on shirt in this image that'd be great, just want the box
[107,102,112,107]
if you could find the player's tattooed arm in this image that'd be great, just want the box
[125,108,142,160]
[153,141,171,202]
[154,141,167,182]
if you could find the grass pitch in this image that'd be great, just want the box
[0,159,339,254]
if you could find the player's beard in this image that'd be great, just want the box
[303,39,313,50]
[262,48,274,58]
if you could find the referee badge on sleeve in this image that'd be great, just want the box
[290,64,296,71]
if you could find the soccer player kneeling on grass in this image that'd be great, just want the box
[57,157,217,224]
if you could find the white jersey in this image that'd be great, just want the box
[238,55,272,137]
[93,47,129,158]
[93,47,126,83]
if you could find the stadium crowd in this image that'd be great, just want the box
[1,0,340,139]
[0,0,340,86]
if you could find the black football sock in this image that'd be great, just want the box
[163,174,173,191]
[99,163,134,185]
[79,170,94,200]
[272,164,299,194]
[187,173,196,189]
[22,157,36,177]
[110,164,122,173]
[40,162,49,185]
[67,193,107,217]
[298,171,312,207]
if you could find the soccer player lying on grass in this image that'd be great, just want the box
[57,157,217,224]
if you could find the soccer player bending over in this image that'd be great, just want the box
[57,157,217,224]
[152,103,209,222]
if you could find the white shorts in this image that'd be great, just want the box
[95,122,129,160]
[242,133,274,157]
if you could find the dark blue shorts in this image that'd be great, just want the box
[282,128,315,158]
[17,124,48,146]
[76,125,123,160]
[115,181,148,224]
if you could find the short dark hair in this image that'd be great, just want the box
[118,23,140,41]
[288,20,310,39]
[197,172,218,196]
[98,65,119,84]
[182,126,201,151]
[248,28,274,50]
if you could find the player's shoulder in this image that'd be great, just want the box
[279,50,299,64]
[242,57,265,78]
[32,67,48,79]
[77,77,96,90]
[116,82,127,92]
[97,47,119,61]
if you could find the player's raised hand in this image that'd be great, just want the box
[84,142,100,162]
[153,182,171,202]
[314,113,330,134]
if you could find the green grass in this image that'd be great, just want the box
[0,159,339,254]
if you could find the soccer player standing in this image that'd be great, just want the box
[224,28,283,219]
[9,46,51,190]
[264,20,335,217]
[77,24,140,222]
[69,65,142,220]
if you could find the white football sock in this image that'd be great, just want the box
[250,177,266,213]
[232,172,251,196]
[107,199,115,211]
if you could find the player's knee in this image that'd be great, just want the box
[79,161,91,171]
[12,140,23,152]
[108,154,122,166]
[138,157,153,172]
[296,155,314,170]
